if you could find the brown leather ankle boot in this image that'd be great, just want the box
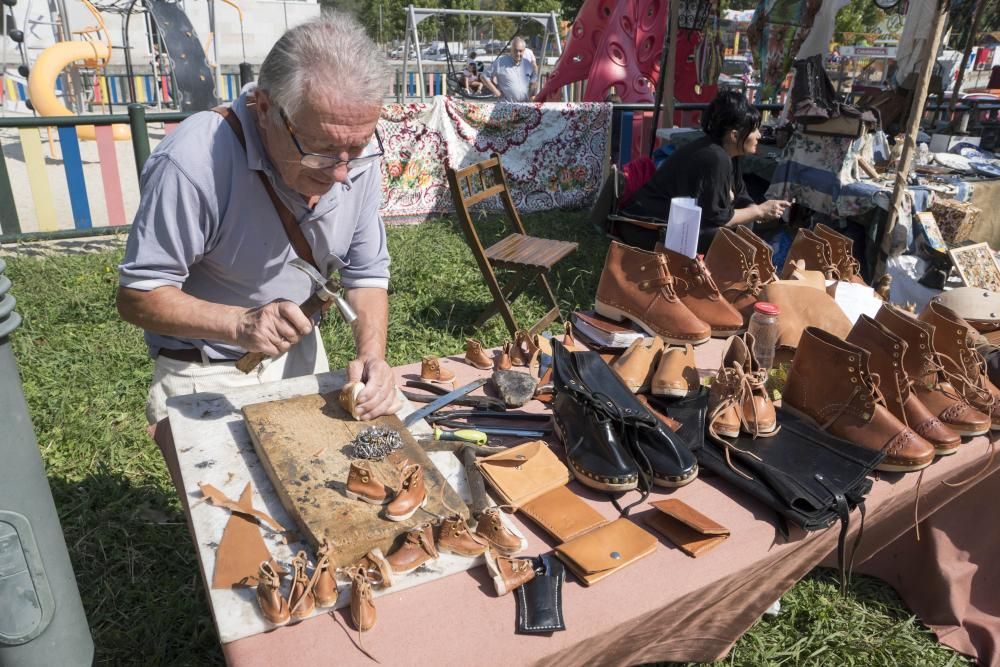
[562,321,576,349]
[356,548,394,588]
[734,226,779,284]
[312,540,339,609]
[875,304,991,437]
[437,514,488,557]
[920,302,1000,430]
[704,228,763,322]
[496,342,513,370]
[345,460,389,505]
[815,224,865,284]
[484,550,536,596]
[595,240,711,344]
[421,356,455,386]
[386,523,438,574]
[474,507,526,556]
[288,551,316,620]
[707,334,776,438]
[385,464,427,522]
[510,330,538,367]
[465,338,494,370]
[781,229,841,281]
[347,566,377,631]
[661,247,744,337]
[847,315,960,455]
[255,561,290,626]
[611,336,664,393]
[782,327,935,472]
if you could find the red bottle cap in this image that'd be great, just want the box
[754,302,780,316]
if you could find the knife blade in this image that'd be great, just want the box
[402,378,489,428]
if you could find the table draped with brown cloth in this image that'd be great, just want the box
[159,340,999,666]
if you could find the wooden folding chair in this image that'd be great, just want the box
[446,153,578,338]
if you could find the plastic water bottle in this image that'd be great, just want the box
[747,302,780,371]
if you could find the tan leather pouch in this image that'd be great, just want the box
[644,499,729,558]
[520,486,607,543]
[476,440,571,507]
[759,281,851,349]
[554,518,657,586]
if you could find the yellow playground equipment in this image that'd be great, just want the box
[27,0,129,140]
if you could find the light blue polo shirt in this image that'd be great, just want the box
[119,84,390,360]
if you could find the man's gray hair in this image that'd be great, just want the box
[258,12,390,119]
[511,36,526,47]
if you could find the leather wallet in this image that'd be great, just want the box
[515,555,566,634]
[477,440,571,507]
[520,486,606,543]
[554,518,657,586]
[645,499,730,558]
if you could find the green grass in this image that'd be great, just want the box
[3,212,969,665]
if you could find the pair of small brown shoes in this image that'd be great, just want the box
[706,334,777,442]
[255,540,340,627]
[611,336,700,397]
[345,461,428,522]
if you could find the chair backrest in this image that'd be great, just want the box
[445,153,528,247]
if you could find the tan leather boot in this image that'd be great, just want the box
[312,540,339,609]
[781,228,841,281]
[347,566,377,632]
[782,327,935,472]
[437,514,488,557]
[734,225,779,284]
[288,551,316,620]
[875,304,991,437]
[421,356,455,386]
[815,223,865,284]
[386,523,438,574]
[484,550,536,596]
[496,342,512,370]
[920,301,1000,430]
[704,227,763,322]
[510,330,538,367]
[356,548,394,588]
[465,338,494,370]
[562,321,576,349]
[707,334,776,438]
[661,247,744,337]
[345,460,389,505]
[611,336,664,393]
[651,343,700,397]
[255,561,290,626]
[847,315,960,455]
[595,240,711,344]
[385,464,427,522]
[474,507,526,556]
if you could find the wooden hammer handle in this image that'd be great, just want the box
[234,293,327,374]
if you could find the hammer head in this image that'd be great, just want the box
[289,257,358,324]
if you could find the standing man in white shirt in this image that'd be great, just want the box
[483,37,537,102]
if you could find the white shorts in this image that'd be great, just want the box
[145,328,330,424]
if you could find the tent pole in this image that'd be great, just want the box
[947,0,985,129]
[649,0,678,155]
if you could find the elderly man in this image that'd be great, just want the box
[483,37,537,102]
[118,15,397,484]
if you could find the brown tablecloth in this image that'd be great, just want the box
[205,341,999,667]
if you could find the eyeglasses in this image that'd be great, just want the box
[279,109,384,170]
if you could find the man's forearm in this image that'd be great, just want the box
[117,285,241,344]
[726,205,761,227]
[346,286,388,361]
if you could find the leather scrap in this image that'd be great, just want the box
[199,481,286,532]
[212,483,281,589]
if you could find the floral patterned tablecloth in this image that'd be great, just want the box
[377,97,611,223]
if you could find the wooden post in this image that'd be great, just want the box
[947,0,986,128]
[883,0,948,254]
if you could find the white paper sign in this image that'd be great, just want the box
[833,282,884,325]
[664,197,702,259]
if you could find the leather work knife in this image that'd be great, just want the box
[402,378,489,428]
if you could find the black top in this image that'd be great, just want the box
[625,136,754,227]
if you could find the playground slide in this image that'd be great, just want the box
[27,41,130,141]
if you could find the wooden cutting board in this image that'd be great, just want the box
[242,392,468,569]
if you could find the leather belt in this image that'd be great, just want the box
[157,348,234,364]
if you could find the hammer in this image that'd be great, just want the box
[235,257,357,373]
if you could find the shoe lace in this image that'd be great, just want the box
[726,263,763,298]
[670,255,723,296]
[817,371,886,432]
[937,350,995,408]
[707,363,776,479]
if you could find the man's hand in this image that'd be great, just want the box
[757,199,792,220]
[348,357,400,420]
[233,299,313,356]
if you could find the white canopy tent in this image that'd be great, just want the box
[399,4,565,102]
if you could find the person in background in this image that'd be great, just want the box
[461,53,484,94]
[621,91,791,253]
[481,36,537,102]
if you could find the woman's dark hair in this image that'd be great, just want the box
[701,91,761,146]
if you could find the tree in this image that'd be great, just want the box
[834,0,885,46]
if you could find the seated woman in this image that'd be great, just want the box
[621,91,791,254]
[462,60,484,94]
